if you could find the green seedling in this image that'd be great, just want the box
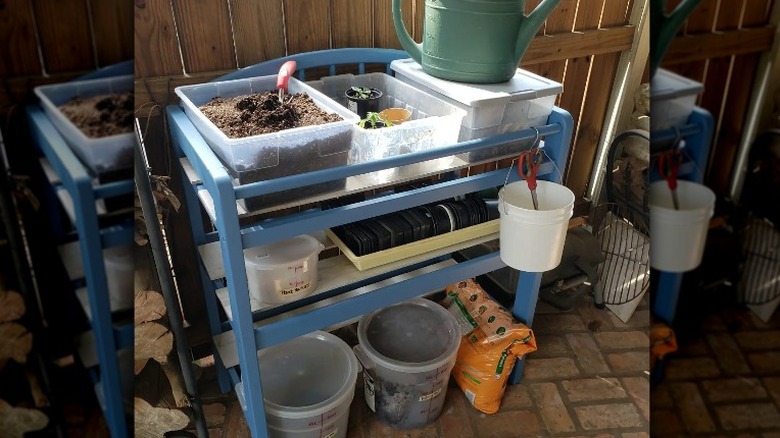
[358,112,393,129]
[350,86,376,100]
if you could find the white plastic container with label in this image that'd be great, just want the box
[244,234,324,304]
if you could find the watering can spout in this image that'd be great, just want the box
[392,0,422,64]
[650,0,702,78]
[515,0,561,64]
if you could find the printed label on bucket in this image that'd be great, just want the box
[363,372,376,412]
[419,387,442,402]
[277,280,312,298]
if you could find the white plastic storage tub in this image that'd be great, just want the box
[390,59,562,162]
[175,76,360,211]
[236,331,359,438]
[306,73,465,182]
[34,75,134,174]
[650,68,704,131]
[244,234,324,304]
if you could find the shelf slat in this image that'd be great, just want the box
[214,258,458,369]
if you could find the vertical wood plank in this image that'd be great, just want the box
[172,0,236,73]
[134,0,183,77]
[332,0,373,48]
[564,2,627,197]
[707,53,761,195]
[699,55,731,178]
[229,0,287,67]
[284,0,331,54]
[741,0,771,25]
[683,0,717,33]
[32,0,95,73]
[413,0,424,42]
[715,0,744,30]
[375,0,412,49]
[89,0,134,67]
[527,0,577,84]
[0,1,41,76]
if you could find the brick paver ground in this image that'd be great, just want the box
[186,291,651,437]
[651,297,780,437]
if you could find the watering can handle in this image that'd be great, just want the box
[650,0,702,77]
[515,0,562,63]
[392,0,422,64]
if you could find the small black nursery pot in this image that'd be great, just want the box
[344,86,383,118]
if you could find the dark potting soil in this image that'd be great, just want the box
[59,92,134,138]
[199,91,342,138]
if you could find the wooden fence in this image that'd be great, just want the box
[134,0,644,199]
[661,0,777,197]
[0,0,133,105]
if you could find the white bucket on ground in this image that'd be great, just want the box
[355,298,460,429]
[649,180,715,272]
[498,180,575,272]
[237,331,359,438]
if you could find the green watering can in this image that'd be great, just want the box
[650,0,702,79]
[392,0,561,84]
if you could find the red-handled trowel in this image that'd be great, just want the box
[277,60,297,103]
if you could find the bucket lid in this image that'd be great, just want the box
[244,234,323,269]
[357,298,460,374]
[650,68,704,101]
[390,59,563,106]
[257,331,359,419]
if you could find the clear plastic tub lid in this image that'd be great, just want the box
[390,58,562,106]
[244,234,323,269]
[651,68,704,100]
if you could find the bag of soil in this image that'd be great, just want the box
[441,279,537,414]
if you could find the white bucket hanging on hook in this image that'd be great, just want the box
[498,180,575,272]
[648,179,715,272]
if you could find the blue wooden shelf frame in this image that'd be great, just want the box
[169,48,574,438]
[25,67,134,437]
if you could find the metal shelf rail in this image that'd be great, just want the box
[169,48,574,437]
[25,63,134,438]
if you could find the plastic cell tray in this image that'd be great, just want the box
[34,75,134,174]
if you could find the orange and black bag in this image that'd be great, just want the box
[441,279,537,414]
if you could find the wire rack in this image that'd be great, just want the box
[592,129,650,306]
[739,216,780,305]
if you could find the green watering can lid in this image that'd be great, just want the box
[650,68,704,101]
[390,59,562,106]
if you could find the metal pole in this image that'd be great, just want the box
[133,120,208,438]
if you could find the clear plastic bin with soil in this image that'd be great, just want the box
[199,91,349,210]
[59,92,134,211]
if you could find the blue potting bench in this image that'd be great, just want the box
[26,61,134,438]
[169,48,573,437]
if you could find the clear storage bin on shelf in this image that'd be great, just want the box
[390,59,562,163]
[34,75,134,175]
[174,76,360,210]
[306,73,465,183]
[650,68,704,131]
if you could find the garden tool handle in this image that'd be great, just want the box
[276,60,297,95]
[658,150,682,191]
[518,149,542,190]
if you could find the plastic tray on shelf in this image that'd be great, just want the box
[306,72,465,183]
[175,76,360,211]
[33,75,134,175]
